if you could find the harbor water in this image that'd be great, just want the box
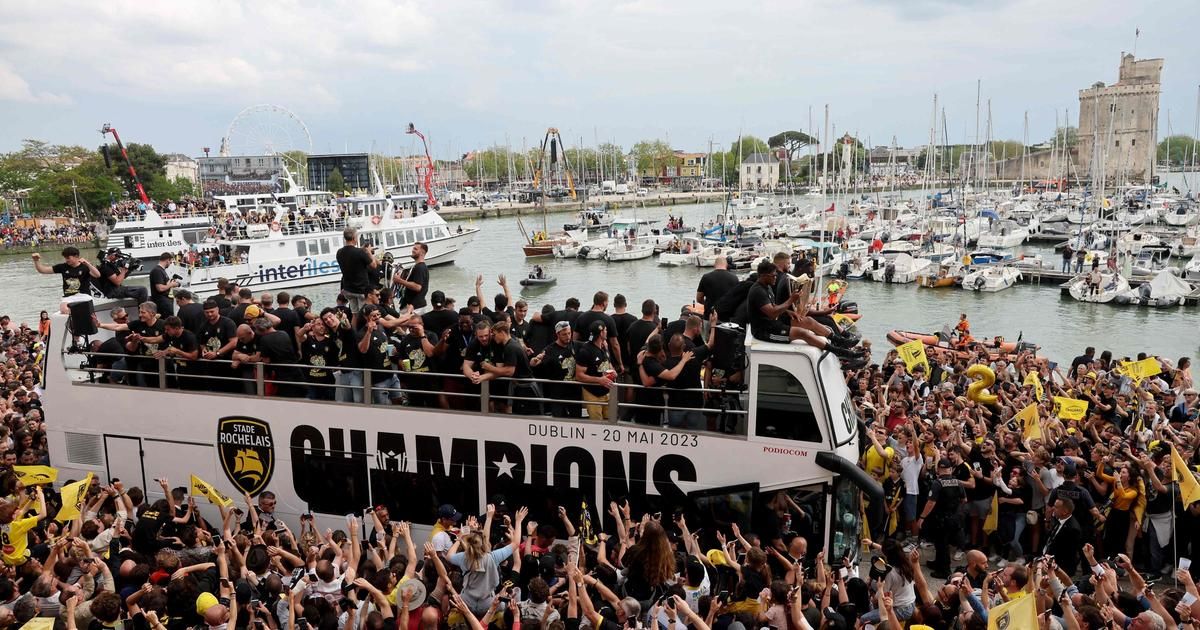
[2,199,1198,366]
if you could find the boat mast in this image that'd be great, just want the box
[816,105,830,303]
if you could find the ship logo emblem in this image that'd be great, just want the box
[218,417,275,496]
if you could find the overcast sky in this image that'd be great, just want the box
[1,0,1197,159]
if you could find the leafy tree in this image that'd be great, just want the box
[100,142,167,199]
[990,140,1024,161]
[280,150,309,184]
[711,136,771,184]
[768,131,817,161]
[26,154,123,214]
[631,139,676,178]
[326,168,346,195]
[1046,126,1078,147]
[1157,135,1198,167]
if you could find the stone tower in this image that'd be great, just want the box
[1077,53,1163,183]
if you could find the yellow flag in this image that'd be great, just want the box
[1171,445,1200,507]
[12,465,57,486]
[190,475,234,508]
[1016,404,1042,440]
[19,619,56,630]
[832,313,856,328]
[55,473,93,522]
[895,339,930,374]
[1119,358,1162,383]
[987,592,1037,630]
[1053,396,1089,421]
[983,493,999,534]
[1023,371,1044,401]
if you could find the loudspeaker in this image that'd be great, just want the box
[68,299,98,337]
[101,145,112,169]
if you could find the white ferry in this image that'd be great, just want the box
[44,304,876,552]
[179,192,477,294]
[104,211,213,270]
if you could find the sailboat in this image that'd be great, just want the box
[519,127,578,257]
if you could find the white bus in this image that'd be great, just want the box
[43,303,878,556]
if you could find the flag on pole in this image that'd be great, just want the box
[1052,397,1089,420]
[1171,445,1200,507]
[1016,404,1042,440]
[895,339,930,374]
[12,465,57,486]
[987,592,1037,630]
[190,475,234,508]
[55,473,93,522]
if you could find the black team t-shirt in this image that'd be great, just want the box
[197,316,236,358]
[128,319,165,357]
[300,335,339,383]
[575,342,612,396]
[421,309,458,338]
[398,262,429,309]
[162,330,199,375]
[149,265,171,301]
[356,327,393,384]
[747,283,782,334]
[337,246,373,294]
[52,262,91,297]
[697,268,739,315]
[574,311,617,345]
[665,345,710,409]
[259,330,303,384]
[178,303,205,334]
[494,338,532,378]
[624,319,658,360]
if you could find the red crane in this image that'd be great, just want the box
[101,123,150,204]
[406,123,438,208]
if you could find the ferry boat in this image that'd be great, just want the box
[104,210,213,270]
[44,307,875,552]
[179,192,477,294]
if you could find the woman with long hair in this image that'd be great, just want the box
[621,519,676,603]
[860,539,916,624]
[1097,462,1145,559]
[448,507,527,616]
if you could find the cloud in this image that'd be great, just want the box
[0,62,71,105]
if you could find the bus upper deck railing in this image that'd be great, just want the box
[69,350,749,434]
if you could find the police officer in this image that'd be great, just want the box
[918,457,966,579]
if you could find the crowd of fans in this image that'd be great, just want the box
[0,222,97,249]
[18,227,1200,630]
[0,311,50,473]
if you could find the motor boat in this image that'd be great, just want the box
[868,253,932,284]
[1163,203,1199,227]
[1114,270,1192,307]
[563,207,615,231]
[1067,272,1130,304]
[1131,244,1173,276]
[1185,257,1200,282]
[961,266,1022,292]
[605,239,656,261]
[1116,231,1161,254]
[976,220,1030,249]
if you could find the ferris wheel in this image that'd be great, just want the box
[220,104,312,156]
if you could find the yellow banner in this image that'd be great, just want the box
[983,493,999,534]
[1016,404,1042,440]
[987,592,1037,630]
[55,472,93,522]
[895,339,930,374]
[190,475,234,508]
[1172,445,1200,507]
[1119,357,1162,383]
[1053,396,1089,421]
[12,465,57,486]
[1023,371,1044,401]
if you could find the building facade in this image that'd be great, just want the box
[164,154,199,184]
[198,155,283,184]
[1077,53,1163,183]
[739,153,779,191]
[307,153,372,193]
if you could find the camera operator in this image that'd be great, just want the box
[97,249,149,304]
[31,247,100,299]
[149,252,181,316]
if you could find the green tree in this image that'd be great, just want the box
[1157,135,1198,167]
[26,154,123,214]
[990,140,1025,162]
[1046,126,1078,147]
[768,131,817,161]
[100,142,167,199]
[326,168,346,195]
[711,136,771,185]
[280,150,309,184]
[630,139,675,178]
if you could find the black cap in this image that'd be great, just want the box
[937,458,953,469]
[430,290,446,308]
[467,296,481,306]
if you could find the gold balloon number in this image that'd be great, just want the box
[965,364,998,405]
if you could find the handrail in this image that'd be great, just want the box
[67,349,750,432]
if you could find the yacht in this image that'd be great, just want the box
[179,192,478,294]
[1067,272,1130,304]
[961,266,1021,292]
[976,220,1030,249]
[104,210,215,270]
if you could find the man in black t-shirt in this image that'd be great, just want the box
[695,256,739,316]
[531,321,581,418]
[157,316,200,389]
[97,249,149,303]
[393,320,439,407]
[230,323,261,395]
[746,261,865,367]
[524,304,555,355]
[624,299,659,361]
[459,320,494,410]
[421,291,458,338]
[337,228,378,320]
[511,300,532,350]
[574,321,616,421]
[573,292,623,374]
[480,321,535,414]
[254,317,304,398]
[125,302,166,388]
[394,241,431,312]
[356,304,400,405]
[611,294,637,356]
[664,318,716,430]
[271,291,302,347]
[297,315,340,400]
[197,300,237,392]
[174,290,205,334]
[32,247,100,298]
[149,253,179,316]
